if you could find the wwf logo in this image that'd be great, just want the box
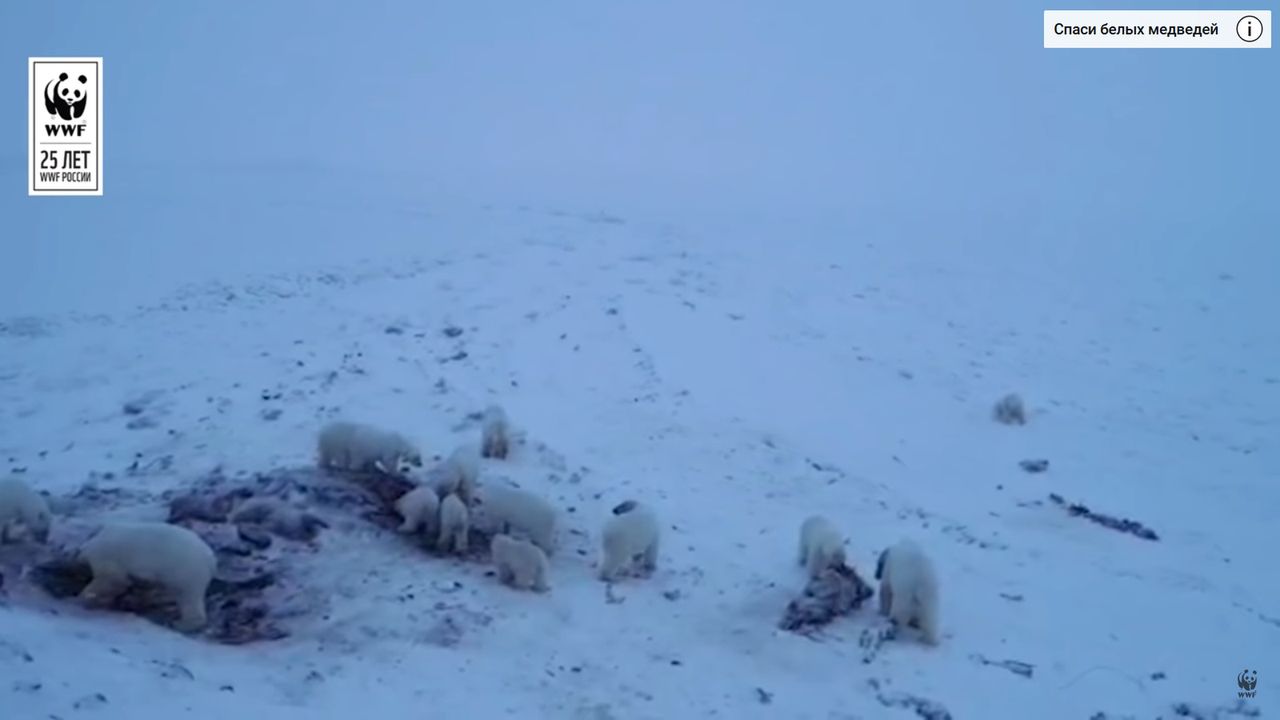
[1238,669,1258,698]
[44,72,89,121]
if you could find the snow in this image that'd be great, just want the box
[2,2,1277,719]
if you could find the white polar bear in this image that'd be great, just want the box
[77,522,217,632]
[491,533,549,592]
[480,405,511,459]
[0,477,52,544]
[394,486,440,537]
[798,515,846,579]
[599,502,659,582]
[875,539,940,645]
[317,421,424,475]
[473,485,557,554]
[428,445,481,505]
[437,493,469,554]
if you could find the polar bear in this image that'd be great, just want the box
[473,485,556,554]
[875,539,940,645]
[429,445,481,505]
[394,486,441,537]
[491,533,549,592]
[480,405,511,459]
[317,421,424,475]
[77,522,217,632]
[798,515,846,579]
[0,477,52,544]
[599,501,659,581]
[437,493,469,554]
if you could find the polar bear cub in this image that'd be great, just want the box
[491,533,549,592]
[0,477,52,543]
[798,515,846,579]
[437,493,469,554]
[429,445,481,505]
[875,538,940,645]
[317,421,424,475]
[78,522,217,632]
[474,485,556,554]
[394,486,440,537]
[599,501,659,581]
[480,405,511,459]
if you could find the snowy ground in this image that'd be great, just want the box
[1,196,1276,719]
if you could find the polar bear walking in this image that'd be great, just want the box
[491,533,549,592]
[394,486,441,537]
[317,421,424,475]
[77,522,217,632]
[599,501,659,582]
[437,493,469,554]
[798,515,846,579]
[480,405,511,459]
[473,485,556,554]
[875,539,940,645]
[0,477,52,543]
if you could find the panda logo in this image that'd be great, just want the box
[44,72,89,121]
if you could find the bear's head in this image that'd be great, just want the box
[44,72,89,121]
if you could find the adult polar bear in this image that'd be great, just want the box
[317,421,424,475]
[78,522,217,632]
[473,485,556,554]
[875,538,940,645]
[599,501,659,581]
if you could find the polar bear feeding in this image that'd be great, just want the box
[798,515,846,579]
[395,486,441,537]
[875,538,940,645]
[437,493,469,554]
[317,421,423,475]
[428,445,481,505]
[77,521,217,632]
[473,485,556,554]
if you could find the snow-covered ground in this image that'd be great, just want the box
[2,201,1275,719]
[2,3,1277,719]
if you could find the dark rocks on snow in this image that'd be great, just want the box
[1018,459,1049,473]
[1049,493,1159,541]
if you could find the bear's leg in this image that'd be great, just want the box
[889,589,915,629]
[805,548,827,579]
[436,526,451,552]
[878,582,893,616]
[455,527,468,554]
[398,513,420,534]
[598,551,619,582]
[174,588,209,632]
[641,539,658,574]
[80,568,129,606]
[531,563,549,592]
[497,564,515,587]
[916,597,939,645]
